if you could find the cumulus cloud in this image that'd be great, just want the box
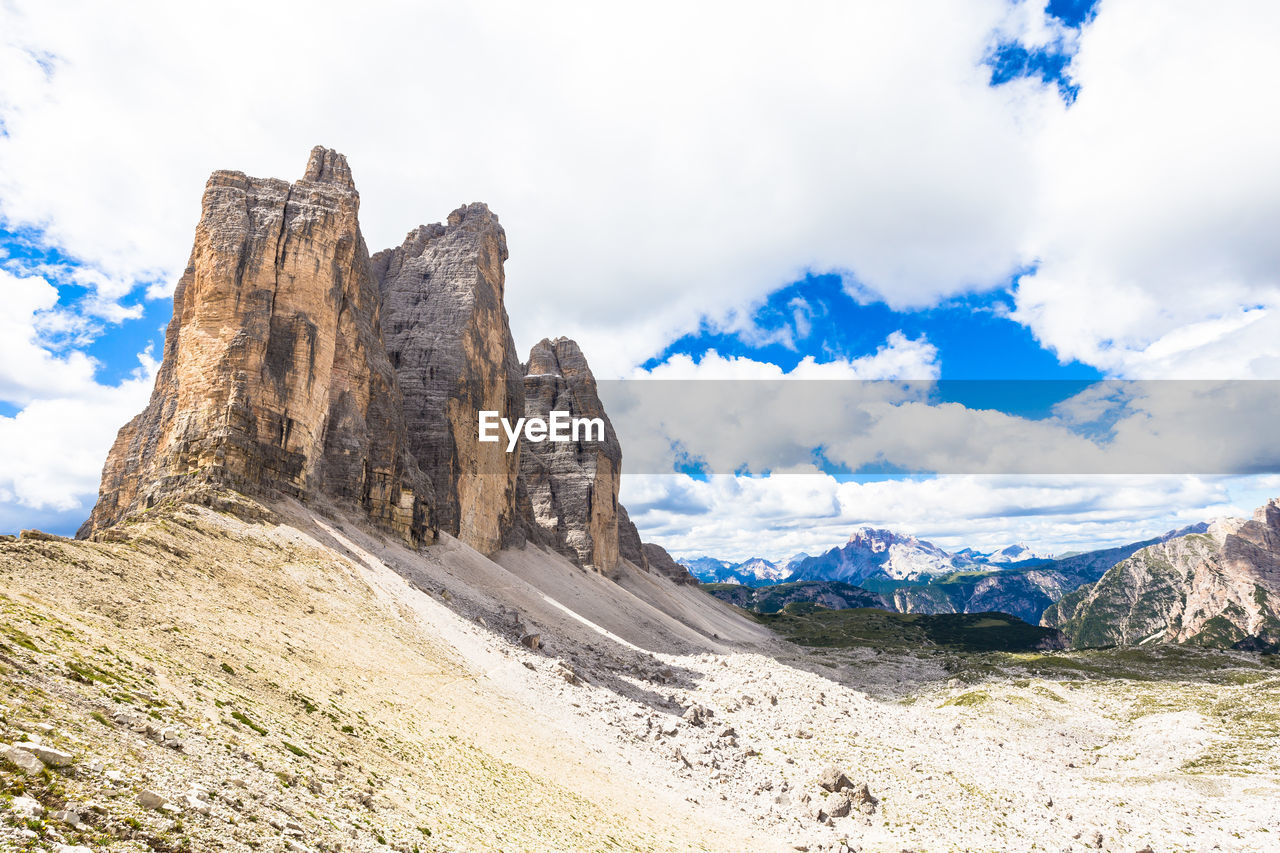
[0,0,1067,376]
[621,472,1266,562]
[0,268,156,522]
[604,373,1280,479]
[633,331,939,380]
[1013,1,1280,378]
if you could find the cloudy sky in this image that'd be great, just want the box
[2,0,1278,556]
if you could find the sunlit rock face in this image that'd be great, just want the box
[81,147,431,545]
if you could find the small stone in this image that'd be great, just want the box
[682,705,710,727]
[520,633,541,650]
[50,809,82,829]
[850,782,879,815]
[10,796,44,818]
[182,792,212,814]
[138,789,167,810]
[28,744,74,767]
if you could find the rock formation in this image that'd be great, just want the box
[617,503,648,569]
[372,206,524,555]
[641,542,700,584]
[519,338,623,572]
[1043,500,1280,650]
[79,145,677,581]
[80,147,431,544]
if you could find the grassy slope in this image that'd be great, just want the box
[0,495,738,853]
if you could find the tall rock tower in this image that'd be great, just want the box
[520,337,627,572]
[372,205,525,555]
[79,147,432,544]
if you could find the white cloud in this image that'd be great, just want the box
[0,268,103,404]
[0,372,154,512]
[0,268,156,518]
[622,472,1263,562]
[1013,1,1280,378]
[633,331,939,380]
[0,0,1066,376]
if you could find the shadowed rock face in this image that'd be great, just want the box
[80,147,432,544]
[1043,499,1280,650]
[641,541,699,585]
[520,338,622,572]
[372,206,525,555]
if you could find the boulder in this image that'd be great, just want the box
[816,766,854,793]
[9,796,43,818]
[1,744,44,775]
[27,743,74,767]
[138,789,167,810]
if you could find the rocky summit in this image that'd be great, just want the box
[78,146,679,576]
[520,337,625,572]
[80,147,432,545]
[373,204,524,554]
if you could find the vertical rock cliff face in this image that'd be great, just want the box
[78,145,679,579]
[80,147,431,544]
[520,338,623,572]
[372,206,524,555]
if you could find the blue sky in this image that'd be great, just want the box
[2,0,1278,554]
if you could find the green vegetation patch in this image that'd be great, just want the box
[230,710,268,735]
[752,606,1063,652]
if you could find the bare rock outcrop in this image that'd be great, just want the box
[80,147,431,544]
[641,541,700,585]
[617,503,648,569]
[519,338,622,572]
[372,205,524,555]
[1044,499,1280,649]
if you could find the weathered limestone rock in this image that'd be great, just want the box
[1,744,43,775]
[1044,498,1280,649]
[79,147,431,545]
[519,338,622,572]
[641,541,700,585]
[372,205,524,555]
[617,503,648,569]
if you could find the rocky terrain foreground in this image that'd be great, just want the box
[3,492,1280,853]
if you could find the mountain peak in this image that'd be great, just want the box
[302,145,355,189]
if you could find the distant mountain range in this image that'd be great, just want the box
[678,527,1049,587]
[679,524,1210,626]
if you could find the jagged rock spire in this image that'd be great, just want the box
[372,203,525,555]
[79,147,431,544]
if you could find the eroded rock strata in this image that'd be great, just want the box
[1043,499,1280,649]
[372,205,525,555]
[81,146,660,569]
[80,147,431,544]
[520,337,623,572]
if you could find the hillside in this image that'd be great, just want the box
[702,580,886,613]
[1043,504,1280,651]
[5,493,1280,852]
[0,491,778,852]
